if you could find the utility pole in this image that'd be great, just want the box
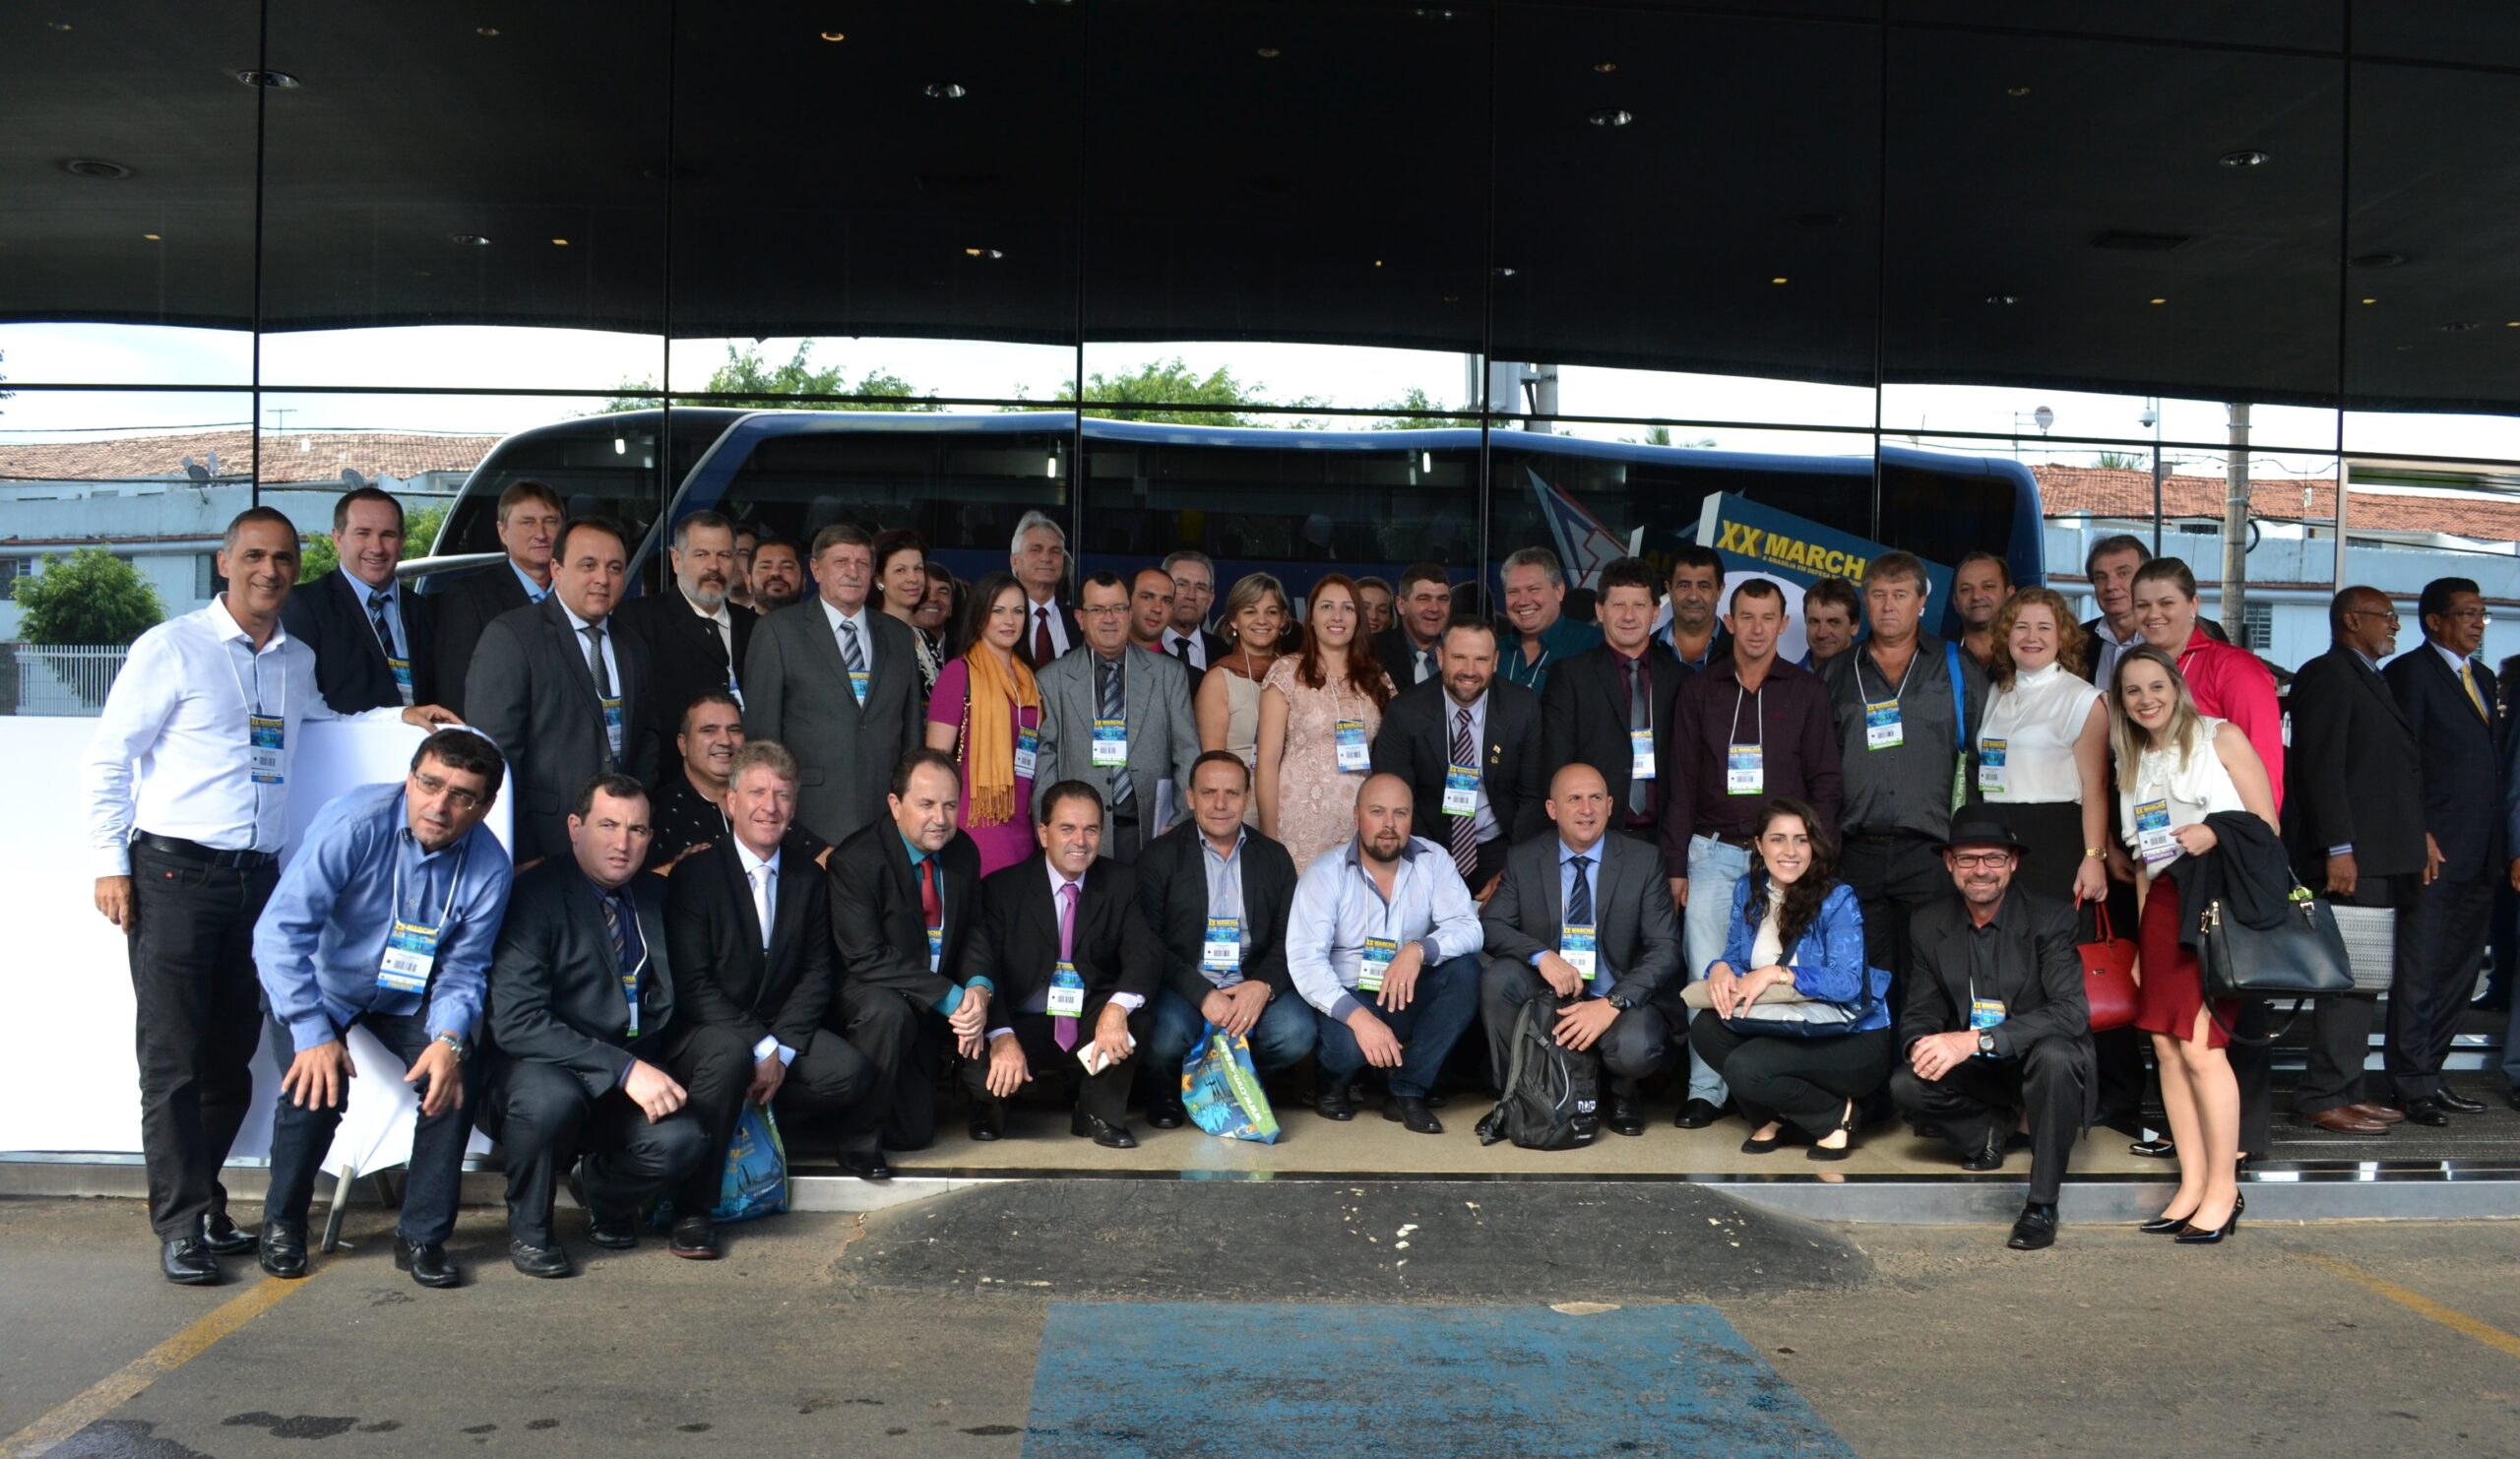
[2222,402,2252,645]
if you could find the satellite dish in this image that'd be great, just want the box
[341,467,367,488]
[2033,406,2055,433]
[182,456,211,483]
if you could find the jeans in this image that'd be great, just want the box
[1143,985,1319,1086]
[261,1008,484,1245]
[1313,953,1482,1100]
[1682,834,1752,1106]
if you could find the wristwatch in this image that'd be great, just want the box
[436,1032,468,1062]
[1976,1030,1998,1057]
[1606,990,1639,1012]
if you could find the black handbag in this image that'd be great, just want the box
[2198,883,2355,1002]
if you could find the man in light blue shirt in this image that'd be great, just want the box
[1287,773,1484,1133]
[250,730,513,1287]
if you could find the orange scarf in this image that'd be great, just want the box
[962,647,1040,828]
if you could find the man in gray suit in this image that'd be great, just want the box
[1032,570,1201,863]
[1478,761,1683,1136]
[467,517,659,863]
[740,523,924,847]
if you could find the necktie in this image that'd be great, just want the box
[840,618,866,702]
[1449,705,1480,879]
[1625,656,1650,815]
[1033,605,1054,664]
[599,891,636,1027]
[751,862,774,949]
[368,589,395,653]
[583,622,612,697]
[1053,880,1080,1051]
[1099,655,1134,807]
[1567,853,1595,925]
[1420,648,1438,684]
[1171,634,1192,666]
[2460,661,2489,722]
[919,857,942,931]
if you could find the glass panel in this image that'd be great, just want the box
[1888,2,2342,51]
[2352,4,2520,70]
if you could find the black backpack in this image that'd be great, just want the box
[1476,993,1601,1150]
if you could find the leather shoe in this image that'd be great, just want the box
[840,1149,895,1181]
[2007,1202,2059,1251]
[2300,1108,2389,1135]
[1384,1094,1443,1136]
[2438,1089,2488,1114]
[1070,1110,1138,1149]
[1314,1085,1355,1122]
[668,1215,720,1260]
[2397,1097,2449,1127]
[968,1104,1004,1142]
[1605,1097,1646,1138]
[199,1209,257,1255]
[394,1236,459,1289]
[2128,1136,2176,1159]
[1959,1135,2005,1173]
[1674,1097,1723,1130]
[159,1236,220,1286]
[2346,1103,2405,1125]
[257,1224,308,1279]
[1146,1099,1185,1131]
[508,1239,573,1279]
[567,1171,637,1249]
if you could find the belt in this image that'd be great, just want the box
[133,832,277,870]
[1848,831,1929,847]
[1693,830,1754,851]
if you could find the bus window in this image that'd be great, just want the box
[431,408,739,575]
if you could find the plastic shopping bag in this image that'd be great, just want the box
[1181,1022,1281,1144]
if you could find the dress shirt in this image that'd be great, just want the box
[1163,627,1209,670]
[1286,835,1484,1021]
[988,861,1141,1040]
[1822,636,1971,841]
[1667,657,1840,844]
[1026,594,1072,659]
[558,600,622,693]
[905,833,993,1016]
[1444,688,1502,845]
[1199,827,1253,988]
[818,598,879,678]
[1529,836,1620,997]
[2173,627,2283,814]
[252,783,513,1053]
[731,837,794,1065]
[82,598,400,876]
[1976,662,2103,804]
[682,586,737,666]
[346,569,408,661]
[509,559,552,604]
[643,776,830,870]
[1501,614,1603,693]
[2088,617,2141,687]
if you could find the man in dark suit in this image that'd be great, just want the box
[1135,751,1311,1127]
[1159,550,1233,674]
[429,478,562,717]
[282,486,436,712]
[828,749,991,1155]
[1372,615,1547,898]
[467,517,660,864]
[2382,576,2503,1125]
[1479,762,1683,1137]
[742,523,925,848]
[662,742,889,1253]
[483,775,739,1278]
[1032,571,1202,862]
[2077,533,2227,687]
[612,510,754,755]
[961,781,1164,1147]
[2284,587,2423,1136]
[1543,555,1690,849]
[1370,562,1456,690]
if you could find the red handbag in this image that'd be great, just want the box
[2080,906,2140,1031]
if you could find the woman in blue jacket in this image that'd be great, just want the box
[1686,797,1896,1160]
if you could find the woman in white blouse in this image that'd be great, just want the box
[1974,587,2111,907]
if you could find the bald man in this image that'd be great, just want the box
[1478,765,1684,1137]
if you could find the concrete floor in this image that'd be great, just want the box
[7,1187,2519,1458]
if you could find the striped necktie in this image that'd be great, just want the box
[1449,704,1479,879]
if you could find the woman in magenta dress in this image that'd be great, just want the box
[924,572,1042,875]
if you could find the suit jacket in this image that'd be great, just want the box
[1160,627,1235,678]
[2284,643,2425,884]
[663,838,834,1055]
[741,600,925,848]
[431,561,536,717]
[2384,643,2504,880]
[466,595,660,862]
[1031,644,1202,837]
[1371,625,1445,693]
[613,588,755,751]
[1134,821,1300,1008]
[1541,642,1691,830]
[281,568,436,714]
[1899,888,2089,1060]
[827,819,984,1010]
[963,853,1163,1011]
[1479,829,1684,1003]
[1371,677,1548,850]
[488,859,677,1099]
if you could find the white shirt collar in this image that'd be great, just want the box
[1046,859,1088,899]
[208,595,291,654]
[733,835,780,880]
[680,586,732,628]
[559,600,603,635]
[2433,641,2473,673]
[820,596,870,634]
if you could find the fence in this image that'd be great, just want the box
[7,644,130,717]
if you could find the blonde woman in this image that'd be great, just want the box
[1196,573,1292,825]
[1975,587,2111,907]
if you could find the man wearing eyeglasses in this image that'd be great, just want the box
[1892,810,2090,1251]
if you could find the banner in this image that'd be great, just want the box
[1692,493,1957,649]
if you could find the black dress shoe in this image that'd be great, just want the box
[2007,1202,2059,1251]
[1674,1097,1723,1130]
[1070,1110,1138,1149]
[566,1170,638,1249]
[1384,1094,1443,1136]
[508,1239,573,1279]
[257,1224,308,1279]
[1605,1097,1646,1138]
[2398,1097,2450,1127]
[1315,1085,1356,1122]
[668,1215,721,1260]
[2438,1089,2488,1114]
[1959,1135,2005,1173]
[2128,1136,2177,1159]
[839,1149,895,1181]
[160,1236,220,1286]
[394,1236,459,1289]
[199,1209,257,1255]
[1146,1100,1186,1130]
[968,1104,1005,1141]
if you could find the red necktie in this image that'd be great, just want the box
[1032,604,1054,665]
[919,856,941,930]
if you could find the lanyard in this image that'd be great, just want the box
[1858,645,1918,708]
[222,632,283,720]
[1727,683,1764,747]
[390,839,469,932]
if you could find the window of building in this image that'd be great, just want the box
[195,554,218,600]
[2242,601,2273,652]
[0,558,23,600]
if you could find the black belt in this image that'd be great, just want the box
[1848,831,1930,847]
[1693,830,1754,851]
[134,832,277,870]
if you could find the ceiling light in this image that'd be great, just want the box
[61,159,132,179]
[2149,296,2167,305]
[45,20,72,31]
[143,232,161,241]
[1492,266,1517,278]
[2217,149,2268,167]
[820,31,846,41]
[451,234,491,246]
[474,27,500,37]
[962,246,1003,259]
[923,81,967,99]
[1440,293,1461,303]
[1256,46,1281,58]
[1372,259,1383,268]
[1773,277,1792,285]
[1593,62,1616,74]
[2507,322,2520,328]
[1985,293,2017,304]
[2006,86,2030,96]
[550,237,569,246]
[1588,109,1633,127]
[2362,297,2377,304]
[236,69,301,89]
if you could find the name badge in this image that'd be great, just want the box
[1442,764,1479,817]
[1628,728,1657,780]
[849,668,871,705]
[1046,962,1087,1018]
[2135,795,2177,866]
[1980,737,2007,795]
[926,925,943,975]
[387,655,414,704]
[1358,935,1397,993]
[1970,997,2005,1054]
[248,714,286,784]
[1864,699,1903,751]
[1561,923,1598,982]
[1092,718,1129,768]
[1203,917,1243,973]
[1726,743,1763,795]
[1014,727,1040,781]
[1335,719,1371,773]
[601,695,625,758]
[377,919,439,994]
[621,965,641,1039]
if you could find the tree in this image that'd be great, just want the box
[299,501,450,580]
[602,343,939,412]
[1367,387,1483,430]
[2093,450,2149,471]
[16,546,162,646]
[1021,356,1328,426]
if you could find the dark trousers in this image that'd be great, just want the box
[261,1008,484,1244]
[824,981,920,1154]
[1688,1016,1894,1139]
[667,1024,868,1214]
[482,1035,714,1246]
[1891,1041,2089,1203]
[1314,953,1482,1101]
[1104,809,1146,865]
[1839,835,1948,1015]
[1143,986,1319,1076]
[960,994,1154,1126]
[126,842,278,1238]
[2296,877,2409,1116]
[2084,881,2150,1125]
[2389,869,2496,1098]
[1478,958,1672,1090]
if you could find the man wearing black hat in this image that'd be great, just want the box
[1892,810,2092,1250]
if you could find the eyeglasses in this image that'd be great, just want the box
[412,770,483,814]
[2446,608,2493,625]
[1947,852,2014,869]
[2345,607,2402,625]
[1079,604,1131,618]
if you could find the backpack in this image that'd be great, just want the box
[1476,992,1601,1150]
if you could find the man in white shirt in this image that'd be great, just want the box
[1011,509,1073,666]
[82,507,456,1285]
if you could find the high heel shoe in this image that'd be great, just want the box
[2174,1205,2239,1243]
[2145,1190,2239,1235]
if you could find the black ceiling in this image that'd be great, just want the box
[4,0,2518,418]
